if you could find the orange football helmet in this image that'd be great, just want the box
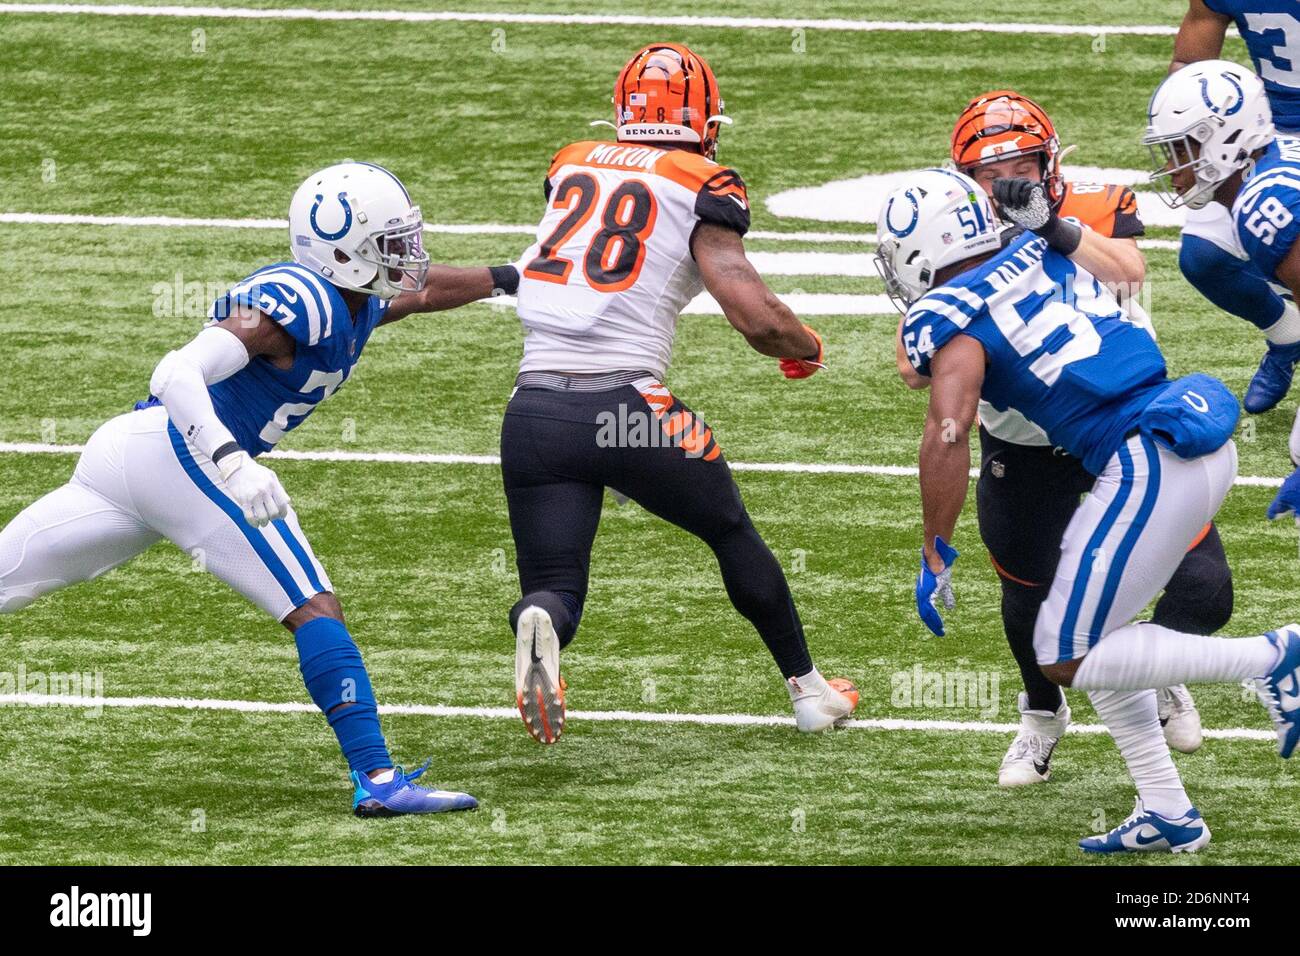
[607,43,731,159]
[951,90,1067,207]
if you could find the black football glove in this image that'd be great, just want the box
[991,177,1082,255]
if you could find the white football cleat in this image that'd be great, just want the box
[1157,684,1203,753]
[998,692,1070,787]
[787,670,858,732]
[515,605,565,745]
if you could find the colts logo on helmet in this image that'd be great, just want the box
[885,187,925,238]
[310,191,353,241]
[1199,72,1243,117]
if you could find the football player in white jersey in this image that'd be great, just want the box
[502,43,859,744]
[878,168,1300,853]
[0,162,516,816]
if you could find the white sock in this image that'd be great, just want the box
[1089,689,1192,819]
[1265,300,1300,345]
[369,768,395,784]
[788,667,828,700]
[1072,622,1279,692]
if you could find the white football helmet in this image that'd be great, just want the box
[288,162,429,299]
[1143,60,1275,210]
[873,168,1001,311]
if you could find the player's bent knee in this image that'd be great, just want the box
[282,591,344,632]
[999,576,1047,635]
[1039,659,1080,687]
[1178,235,1229,291]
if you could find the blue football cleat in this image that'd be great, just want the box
[1255,625,1300,758]
[1079,799,1210,854]
[350,760,478,817]
[1243,341,1300,414]
[1267,468,1300,522]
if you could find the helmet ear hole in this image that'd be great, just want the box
[334,249,351,264]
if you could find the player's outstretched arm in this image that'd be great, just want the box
[992,179,1146,289]
[919,334,984,565]
[1171,0,1231,72]
[694,222,822,367]
[383,264,519,324]
[1068,232,1146,291]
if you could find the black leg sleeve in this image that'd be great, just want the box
[501,403,605,647]
[611,392,813,679]
[976,429,1087,713]
[1152,523,1234,635]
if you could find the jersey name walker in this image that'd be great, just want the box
[1234,135,1300,282]
[904,231,1168,476]
[1205,1,1300,132]
[206,262,387,455]
[979,181,1145,447]
[514,140,750,378]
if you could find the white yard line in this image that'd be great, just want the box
[0,4,1194,36]
[0,441,1286,487]
[0,211,1180,252]
[0,692,1274,741]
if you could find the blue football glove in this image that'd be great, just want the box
[915,536,959,636]
[1267,466,1300,523]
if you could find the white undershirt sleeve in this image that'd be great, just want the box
[149,325,251,461]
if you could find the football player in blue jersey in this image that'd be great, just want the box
[1168,1,1300,413]
[877,167,1300,853]
[1145,62,1300,524]
[0,162,518,816]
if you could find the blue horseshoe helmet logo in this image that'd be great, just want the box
[309,191,353,240]
[1199,72,1243,117]
[885,187,922,238]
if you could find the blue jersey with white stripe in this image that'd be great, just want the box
[901,232,1169,474]
[1234,135,1300,279]
[206,262,388,455]
[1205,1,1300,132]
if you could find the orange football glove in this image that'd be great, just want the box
[778,325,825,379]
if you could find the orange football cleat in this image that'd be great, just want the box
[515,605,567,744]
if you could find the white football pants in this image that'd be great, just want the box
[1034,433,1238,665]
[0,405,330,621]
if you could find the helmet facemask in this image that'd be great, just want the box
[1145,119,1229,210]
[1142,61,1275,211]
[873,236,930,312]
[355,214,430,299]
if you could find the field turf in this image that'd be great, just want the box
[0,1,1295,865]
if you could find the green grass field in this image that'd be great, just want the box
[0,1,1296,865]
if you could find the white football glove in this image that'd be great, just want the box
[217,450,291,527]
